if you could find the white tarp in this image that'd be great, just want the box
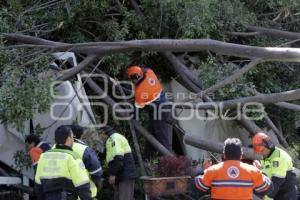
[169,79,279,161]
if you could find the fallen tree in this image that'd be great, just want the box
[5,33,300,62]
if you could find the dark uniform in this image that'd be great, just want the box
[73,139,103,197]
[128,66,172,151]
[260,146,298,200]
[106,130,136,200]
[35,145,92,200]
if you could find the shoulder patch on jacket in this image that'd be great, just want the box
[273,161,279,167]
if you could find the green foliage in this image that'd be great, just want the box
[198,58,256,100]
[0,46,53,129]
[140,0,255,40]
[13,149,31,171]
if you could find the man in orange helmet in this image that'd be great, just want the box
[127,66,171,152]
[194,138,273,199]
[252,132,298,200]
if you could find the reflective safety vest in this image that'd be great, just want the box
[195,160,272,200]
[134,68,162,108]
[260,147,294,200]
[35,148,91,198]
[106,133,136,181]
[72,142,97,197]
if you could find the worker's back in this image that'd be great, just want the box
[134,68,162,108]
[195,160,272,200]
[35,147,91,200]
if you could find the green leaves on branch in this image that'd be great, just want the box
[0,47,53,130]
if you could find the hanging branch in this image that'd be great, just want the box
[56,55,98,81]
[5,33,300,62]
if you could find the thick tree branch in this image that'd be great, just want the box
[203,59,261,94]
[129,0,144,16]
[264,116,289,148]
[227,31,261,36]
[251,88,300,112]
[274,102,300,112]
[236,117,262,136]
[162,52,203,91]
[56,55,98,81]
[184,134,261,160]
[5,33,300,62]
[247,26,300,40]
[176,89,300,110]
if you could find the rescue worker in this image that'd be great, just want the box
[99,125,136,200]
[127,65,171,152]
[70,124,103,198]
[25,134,51,171]
[35,125,92,200]
[195,138,273,200]
[252,132,298,200]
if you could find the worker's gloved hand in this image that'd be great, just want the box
[203,159,212,170]
[253,160,262,170]
[108,175,116,185]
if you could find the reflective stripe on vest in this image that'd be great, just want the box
[35,149,89,188]
[72,142,97,197]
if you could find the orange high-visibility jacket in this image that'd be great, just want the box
[29,147,43,166]
[134,68,162,108]
[195,160,272,200]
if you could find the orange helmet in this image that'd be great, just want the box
[127,66,145,84]
[252,132,271,154]
[127,66,144,77]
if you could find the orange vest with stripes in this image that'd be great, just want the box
[195,160,271,200]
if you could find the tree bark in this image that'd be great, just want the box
[236,117,262,136]
[175,89,300,110]
[247,26,300,40]
[264,116,289,148]
[162,52,203,91]
[274,102,300,112]
[129,0,144,16]
[56,55,98,81]
[6,33,300,62]
[184,134,261,160]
